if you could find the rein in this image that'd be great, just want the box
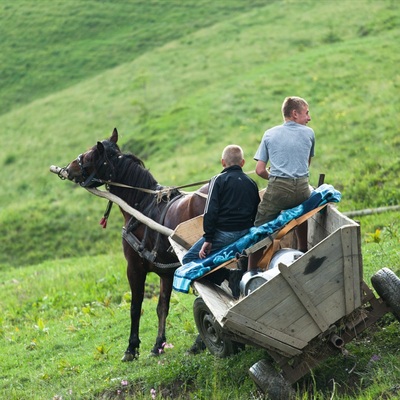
[93,178,209,194]
[94,169,256,196]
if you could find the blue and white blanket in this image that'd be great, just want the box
[173,184,341,293]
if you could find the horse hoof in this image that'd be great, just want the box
[150,348,164,357]
[121,351,137,362]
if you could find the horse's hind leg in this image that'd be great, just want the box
[122,254,146,362]
[151,274,173,355]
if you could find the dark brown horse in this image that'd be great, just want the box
[63,128,207,361]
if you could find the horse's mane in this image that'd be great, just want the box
[123,152,145,168]
[110,151,160,212]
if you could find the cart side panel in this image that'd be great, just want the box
[308,204,358,247]
[169,215,204,263]
[193,280,235,325]
[223,225,362,348]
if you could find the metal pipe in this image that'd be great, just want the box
[330,334,344,348]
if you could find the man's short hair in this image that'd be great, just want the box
[222,145,244,167]
[281,96,308,119]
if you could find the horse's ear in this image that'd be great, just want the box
[111,128,118,143]
[97,141,105,154]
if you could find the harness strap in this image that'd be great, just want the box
[122,193,185,268]
[122,227,157,262]
[99,201,113,228]
[121,228,181,269]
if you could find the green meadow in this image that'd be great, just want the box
[1,0,399,398]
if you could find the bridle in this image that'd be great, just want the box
[76,153,105,187]
[59,145,119,188]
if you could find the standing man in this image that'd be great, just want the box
[182,144,260,265]
[249,96,315,271]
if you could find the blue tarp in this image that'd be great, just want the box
[173,184,341,293]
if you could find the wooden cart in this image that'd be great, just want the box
[170,203,400,398]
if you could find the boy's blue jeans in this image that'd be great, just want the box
[182,228,249,265]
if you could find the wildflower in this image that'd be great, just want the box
[121,379,128,386]
[158,342,174,354]
[150,388,157,399]
[370,354,381,362]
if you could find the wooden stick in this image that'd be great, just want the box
[344,205,400,217]
[85,188,174,236]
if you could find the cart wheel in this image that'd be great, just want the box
[193,297,243,358]
[371,267,400,321]
[249,359,295,399]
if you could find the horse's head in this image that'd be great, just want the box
[65,128,121,187]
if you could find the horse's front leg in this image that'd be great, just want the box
[121,254,146,362]
[151,274,173,356]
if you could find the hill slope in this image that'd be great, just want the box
[1,0,399,268]
[0,0,268,115]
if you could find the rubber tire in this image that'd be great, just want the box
[249,359,295,399]
[371,267,400,322]
[193,297,242,358]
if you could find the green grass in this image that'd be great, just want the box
[1,0,399,267]
[1,230,399,399]
[1,0,400,398]
[0,0,269,115]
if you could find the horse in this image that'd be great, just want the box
[62,128,208,361]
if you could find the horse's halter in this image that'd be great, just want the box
[74,143,118,188]
[76,152,104,187]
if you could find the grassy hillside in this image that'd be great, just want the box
[0,1,400,398]
[1,234,399,400]
[1,0,399,268]
[0,0,268,115]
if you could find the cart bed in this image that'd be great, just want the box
[193,203,363,356]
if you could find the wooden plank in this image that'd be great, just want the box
[353,224,363,307]
[341,226,362,312]
[245,234,274,254]
[341,227,355,314]
[223,313,303,357]
[224,310,308,349]
[329,205,360,228]
[223,323,301,358]
[308,212,329,248]
[172,215,204,247]
[251,228,360,342]
[281,289,345,340]
[193,280,236,324]
[308,204,359,248]
[168,215,204,263]
[278,263,330,332]
[259,268,344,336]
[231,273,293,322]
[168,236,188,263]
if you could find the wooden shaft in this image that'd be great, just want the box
[50,165,174,237]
